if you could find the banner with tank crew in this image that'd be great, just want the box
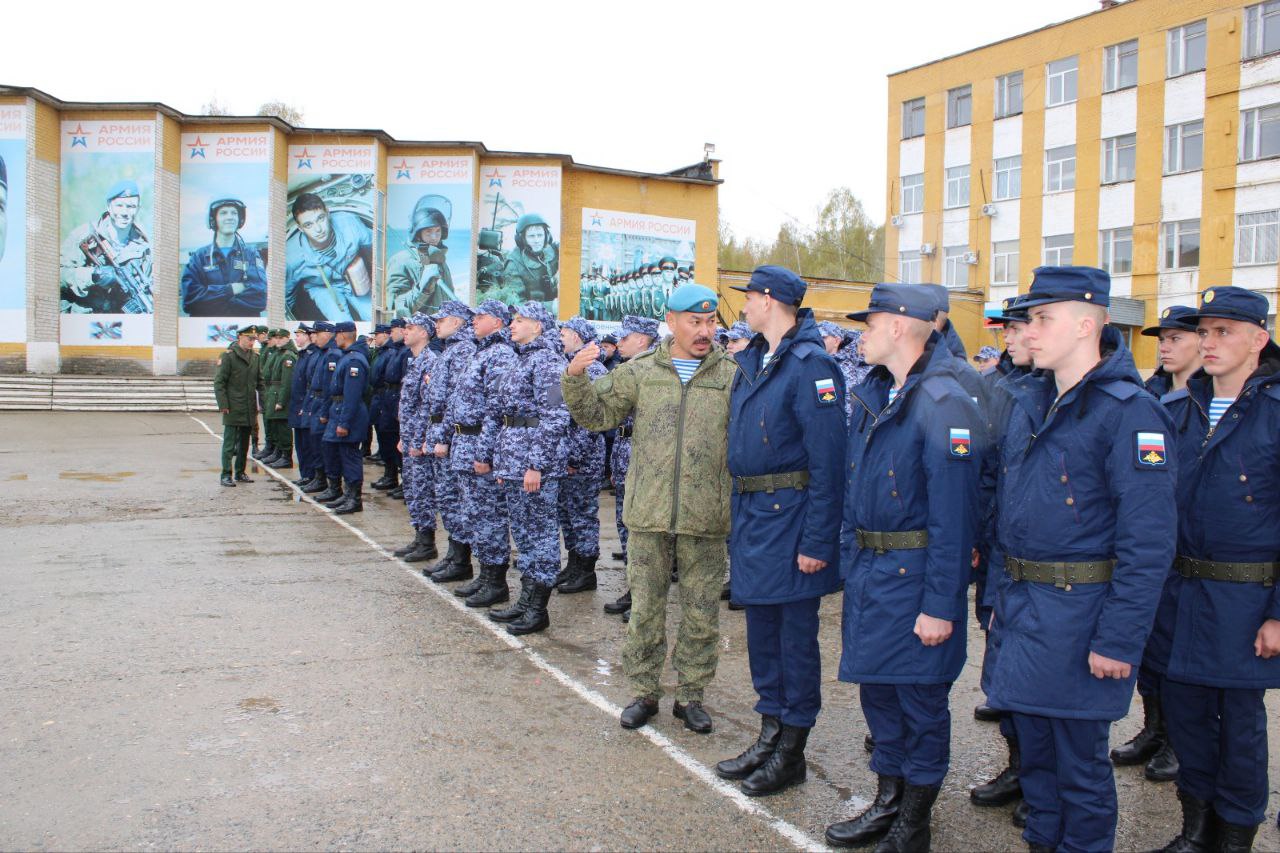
[59,119,156,346]
[579,208,696,322]
[178,132,270,348]
[0,104,26,343]
[385,155,475,318]
[475,162,560,315]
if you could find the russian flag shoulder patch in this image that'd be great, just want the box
[1137,431,1167,466]
[949,427,972,458]
[815,377,837,404]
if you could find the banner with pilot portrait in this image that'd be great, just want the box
[386,155,475,318]
[579,208,696,323]
[178,132,270,349]
[0,105,26,343]
[285,144,376,329]
[475,162,561,315]
[59,119,156,346]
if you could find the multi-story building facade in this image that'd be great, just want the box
[885,0,1280,366]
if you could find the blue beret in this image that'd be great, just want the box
[975,345,1001,360]
[1141,304,1199,336]
[560,316,598,343]
[333,320,357,333]
[430,300,474,322]
[1021,266,1111,309]
[514,301,556,328]
[475,298,512,324]
[389,317,407,329]
[312,321,336,333]
[726,320,754,341]
[621,314,660,339]
[105,180,140,203]
[1187,286,1270,329]
[816,320,844,338]
[847,283,938,323]
[667,284,719,313]
[407,312,436,334]
[374,323,391,334]
[730,265,807,306]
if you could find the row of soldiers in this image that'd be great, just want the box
[576,257,696,321]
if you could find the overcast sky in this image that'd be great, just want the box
[7,0,1091,242]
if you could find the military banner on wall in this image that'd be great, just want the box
[385,155,474,317]
[579,208,696,322]
[59,119,155,346]
[178,132,270,348]
[476,162,560,314]
[285,144,376,326]
[0,104,26,343]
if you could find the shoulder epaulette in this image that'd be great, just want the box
[1096,379,1139,401]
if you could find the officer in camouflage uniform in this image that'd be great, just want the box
[262,329,298,468]
[486,302,570,636]
[393,313,441,563]
[555,316,608,595]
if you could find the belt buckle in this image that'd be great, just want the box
[765,474,776,494]
[1052,562,1068,589]
[454,424,462,435]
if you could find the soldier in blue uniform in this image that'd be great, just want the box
[555,316,609,595]
[1141,305,1201,398]
[392,313,440,564]
[321,321,371,514]
[924,283,969,360]
[983,266,1177,853]
[181,198,267,317]
[443,299,518,602]
[486,302,569,636]
[288,325,316,486]
[825,283,984,851]
[423,301,479,580]
[370,318,409,493]
[302,322,341,497]
[714,266,846,797]
[1151,286,1280,853]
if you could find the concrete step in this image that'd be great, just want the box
[0,376,218,411]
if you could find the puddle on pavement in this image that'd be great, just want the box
[237,697,280,714]
[223,547,260,557]
[59,471,136,483]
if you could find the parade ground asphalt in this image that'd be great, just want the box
[3,411,1280,852]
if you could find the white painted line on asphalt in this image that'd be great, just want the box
[190,415,831,852]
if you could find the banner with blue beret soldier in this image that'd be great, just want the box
[0,104,26,344]
[59,120,155,346]
[178,132,270,348]
[385,155,475,317]
[285,144,376,326]
[475,162,561,316]
[579,208,696,324]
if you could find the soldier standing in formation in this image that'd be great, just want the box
[370,318,410,494]
[288,324,316,485]
[303,322,343,499]
[319,321,371,514]
[261,329,297,469]
[555,316,608,595]
[393,313,440,563]
[214,326,263,487]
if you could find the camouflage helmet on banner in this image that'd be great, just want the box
[410,194,451,243]
[514,213,551,251]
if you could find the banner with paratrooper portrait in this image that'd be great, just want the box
[0,104,26,343]
[385,155,474,317]
[475,162,560,315]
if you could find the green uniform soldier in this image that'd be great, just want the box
[214,327,264,487]
[250,324,271,458]
[262,329,298,468]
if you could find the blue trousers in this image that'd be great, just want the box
[321,438,341,478]
[375,426,401,472]
[337,441,363,486]
[294,427,314,479]
[860,682,952,786]
[1163,678,1268,826]
[745,598,823,728]
[1012,713,1115,853]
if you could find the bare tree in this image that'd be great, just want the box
[200,97,232,116]
[256,101,304,126]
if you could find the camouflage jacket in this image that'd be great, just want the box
[565,354,608,475]
[446,328,517,471]
[399,347,439,449]
[425,325,477,447]
[492,323,569,480]
[562,337,735,537]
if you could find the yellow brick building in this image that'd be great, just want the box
[885,0,1280,367]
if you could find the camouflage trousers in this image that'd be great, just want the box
[434,456,465,538]
[624,532,725,703]
[459,470,510,565]
[557,471,601,557]
[503,478,561,587]
[402,453,436,531]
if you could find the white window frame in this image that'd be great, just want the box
[1045,145,1077,193]
[1240,103,1280,162]
[1100,228,1134,275]
[1244,1,1280,60]
[993,156,1022,200]
[1236,210,1280,265]
[1043,234,1075,266]
[899,251,922,284]
[1047,57,1078,107]
[901,173,924,214]
[943,246,970,289]
[995,72,1023,119]
[1162,219,1201,270]
[1102,134,1138,184]
[1165,120,1204,173]
[1104,40,1140,93]
[945,164,970,209]
[902,97,926,139]
[1168,20,1207,76]
[991,240,1020,285]
[947,85,972,129]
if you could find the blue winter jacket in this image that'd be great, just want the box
[324,339,371,444]
[307,341,342,432]
[288,344,314,429]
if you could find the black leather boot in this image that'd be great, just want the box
[314,479,341,502]
[1012,799,1029,827]
[604,590,631,615]
[826,774,904,847]
[454,562,489,598]
[259,450,281,466]
[489,577,533,623]
[1112,693,1163,766]
[394,529,424,557]
[389,484,405,500]
[333,482,362,514]
[424,537,462,576]
[323,482,347,508]
[370,474,395,490]
[865,732,876,753]
[1145,723,1179,783]
[558,552,598,594]
[220,473,235,487]
[507,581,551,635]
[970,733,1021,806]
[974,703,1002,722]
[302,474,328,494]
[291,473,310,486]
[741,725,809,797]
[268,453,293,469]
[466,563,511,607]
[431,541,473,583]
[253,443,273,460]
[554,551,580,589]
[716,715,783,780]
[1153,789,1216,852]
[873,783,939,852]
[1215,821,1256,853]
[403,533,439,564]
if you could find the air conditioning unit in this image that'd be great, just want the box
[920,243,936,256]
[981,203,998,217]
[963,251,980,265]
[890,214,905,227]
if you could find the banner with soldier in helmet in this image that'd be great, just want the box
[178,132,270,348]
[579,208,696,322]
[385,155,475,317]
[59,120,156,346]
[0,105,25,344]
[475,162,561,315]
[285,145,376,326]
